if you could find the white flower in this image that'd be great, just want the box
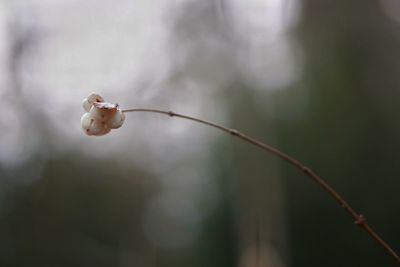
[81,93,125,136]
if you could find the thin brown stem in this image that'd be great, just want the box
[123,108,400,264]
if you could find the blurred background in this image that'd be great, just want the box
[1,0,400,266]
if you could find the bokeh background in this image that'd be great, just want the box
[1,0,400,266]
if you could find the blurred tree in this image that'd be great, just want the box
[227,85,287,267]
[278,0,400,266]
[5,155,155,267]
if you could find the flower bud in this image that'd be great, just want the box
[81,93,125,136]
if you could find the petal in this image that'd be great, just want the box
[82,98,92,112]
[87,120,110,136]
[93,102,118,109]
[108,110,125,129]
[81,113,111,136]
[87,93,104,104]
[101,127,111,135]
[81,113,93,131]
[82,93,104,112]
[89,106,116,122]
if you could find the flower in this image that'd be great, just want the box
[81,93,125,136]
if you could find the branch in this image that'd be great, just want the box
[123,108,400,264]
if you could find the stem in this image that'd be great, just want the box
[123,108,400,264]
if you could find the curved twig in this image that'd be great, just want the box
[123,108,400,264]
